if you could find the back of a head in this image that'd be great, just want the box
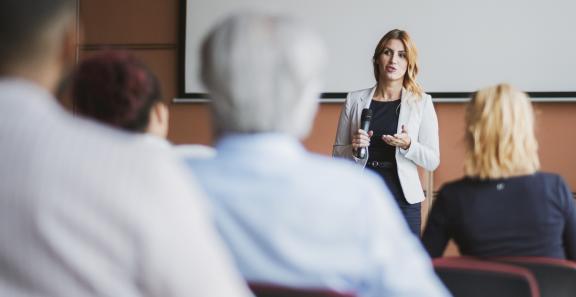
[200,13,326,139]
[72,51,162,133]
[464,83,540,179]
[0,0,75,73]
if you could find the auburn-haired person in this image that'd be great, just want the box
[423,83,576,260]
[333,29,439,235]
[72,51,169,139]
[72,50,217,158]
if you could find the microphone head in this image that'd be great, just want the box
[361,108,372,121]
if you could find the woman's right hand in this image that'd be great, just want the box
[352,129,373,152]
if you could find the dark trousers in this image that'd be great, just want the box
[396,196,421,237]
[368,162,421,237]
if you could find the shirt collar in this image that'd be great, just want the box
[137,134,172,148]
[215,133,306,158]
[0,78,59,106]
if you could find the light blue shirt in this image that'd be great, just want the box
[187,133,450,297]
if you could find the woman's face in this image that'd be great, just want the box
[377,38,408,83]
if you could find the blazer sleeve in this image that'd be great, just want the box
[401,94,440,171]
[422,188,452,258]
[332,93,368,167]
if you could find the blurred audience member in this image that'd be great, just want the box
[0,1,251,296]
[187,13,450,297]
[72,51,169,145]
[72,51,216,156]
[423,83,576,260]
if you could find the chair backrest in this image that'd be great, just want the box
[433,257,540,297]
[488,257,576,297]
[248,283,355,297]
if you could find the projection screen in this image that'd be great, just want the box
[178,0,576,101]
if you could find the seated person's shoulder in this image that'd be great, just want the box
[346,87,373,102]
[535,171,564,181]
[434,176,482,205]
[63,117,189,187]
[534,171,570,189]
[438,176,472,193]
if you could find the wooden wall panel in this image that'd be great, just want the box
[78,0,576,192]
[79,0,178,44]
[322,102,576,192]
[434,103,576,190]
[168,103,344,150]
[302,104,342,154]
[434,104,467,189]
[534,103,576,188]
[78,49,177,100]
[168,104,213,145]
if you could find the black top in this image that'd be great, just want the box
[368,99,400,162]
[422,172,576,260]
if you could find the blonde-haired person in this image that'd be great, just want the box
[422,83,576,260]
[333,29,439,236]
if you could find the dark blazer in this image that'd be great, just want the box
[422,172,576,260]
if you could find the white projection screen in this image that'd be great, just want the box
[178,0,576,101]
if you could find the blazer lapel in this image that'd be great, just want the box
[356,86,377,125]
[397,88,411,134]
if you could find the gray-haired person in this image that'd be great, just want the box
[186,13,450,297]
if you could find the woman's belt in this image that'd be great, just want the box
[367,160,396,169]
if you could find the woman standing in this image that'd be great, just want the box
[333,29,439,236]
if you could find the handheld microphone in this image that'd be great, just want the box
[355,108,372,159]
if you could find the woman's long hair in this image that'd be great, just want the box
[372,29,423,99]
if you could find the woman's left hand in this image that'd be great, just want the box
[382,124,411,150]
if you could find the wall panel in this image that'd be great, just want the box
[78,0,576,191]
[80,0,178,44]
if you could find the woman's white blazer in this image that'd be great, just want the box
[332,86,440,204]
